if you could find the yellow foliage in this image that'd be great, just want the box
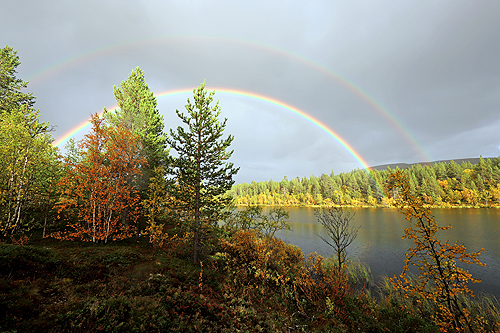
[144,221,169,249]
[438,179,449,190]
[388,170,488,332]
[461,188,479,206]
[490,184,500,205]
[217,230,355,325]
[463,169,473,176]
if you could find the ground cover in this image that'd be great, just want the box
[1,231,497,332]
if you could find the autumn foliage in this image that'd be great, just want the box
[388,170,488,332]
[214,229,359,329]
[53,113,146,243]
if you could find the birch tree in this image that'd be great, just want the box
[0,107,59,236]
[53,114,146,243]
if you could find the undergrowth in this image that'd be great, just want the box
[0,231,497,332]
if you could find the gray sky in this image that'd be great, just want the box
[2,0,500,183]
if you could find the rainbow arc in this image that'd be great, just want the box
[28,35,431,162]
[53,87,387,195]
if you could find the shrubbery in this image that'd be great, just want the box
[2,227,499,332]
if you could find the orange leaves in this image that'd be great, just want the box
[388,170,488,332]
[217,229,355,327]
[10,234,30,246]
[53,113,146,243]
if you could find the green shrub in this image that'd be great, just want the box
[0,244,62,278]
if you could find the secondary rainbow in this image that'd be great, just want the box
[29,35,431,161]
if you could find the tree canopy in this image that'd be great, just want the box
[53,113,145,243]
[105,67,168,175]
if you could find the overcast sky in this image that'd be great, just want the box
[2,0,500,183]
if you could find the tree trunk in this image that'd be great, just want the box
[92,194,96,243]
[42,179,52,238]
[11,153,29,231]
[193,182,200,263]
[193,125,202,264]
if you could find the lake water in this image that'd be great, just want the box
[272,207,500,298]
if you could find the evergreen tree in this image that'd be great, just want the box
[105,67,168,176]
[268,179,279,193]
[474,156,491,185]
[434,162,447,180]
[446,160,462,180]
[310,176,321,199]
[167,82,239,263]
[104,67,168,235]
[280,176,290,195]
[0,46,36,113]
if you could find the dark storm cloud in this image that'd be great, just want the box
[2,0,499,183]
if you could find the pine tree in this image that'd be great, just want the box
[167,82,239,263]
[446,160,462,180]
[105,67,168,177]
[0,46,36,113]
[104,67,168,236]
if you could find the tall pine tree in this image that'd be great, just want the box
[167,82,239,263]
[104,67,168,235]
[105,67,168,176]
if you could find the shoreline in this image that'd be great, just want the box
[235,204,500,209]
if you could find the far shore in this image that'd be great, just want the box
[236,204,500,209]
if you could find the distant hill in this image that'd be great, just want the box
[369,157,496,171]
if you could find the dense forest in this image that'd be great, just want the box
[2,45,500,332]
[229,157,500,208]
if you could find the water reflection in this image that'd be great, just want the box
[270,207,500,297]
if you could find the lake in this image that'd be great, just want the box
[272,207,500,298]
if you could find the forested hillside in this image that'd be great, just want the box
[229,157,500,207]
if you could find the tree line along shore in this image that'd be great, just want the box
[229,157,500,208]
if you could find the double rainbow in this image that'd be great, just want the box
[53,87,390,196]
[29,35,431,162]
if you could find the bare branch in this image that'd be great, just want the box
[315,207,360,272]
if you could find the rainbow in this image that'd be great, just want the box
[53,103,118,148]
[28,35,431,161]
[54,87,370,169]
[53,87,388,195]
